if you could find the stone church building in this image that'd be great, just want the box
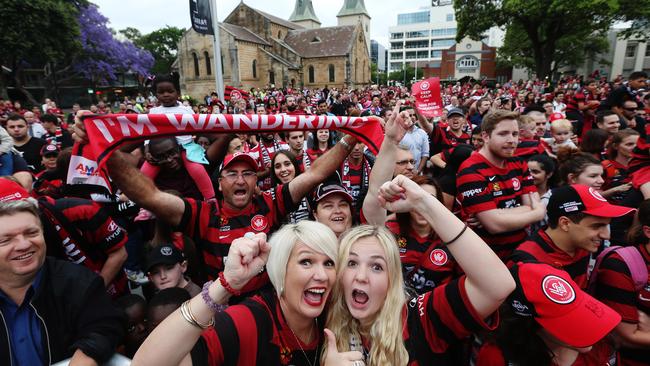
[176,0,371,99]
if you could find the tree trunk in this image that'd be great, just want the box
[0,72,9,100]
[12,69,38,106]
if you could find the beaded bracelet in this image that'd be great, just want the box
[202,280,228,312]
[218,272,242,297]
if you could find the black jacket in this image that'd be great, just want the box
[0,257,125,365]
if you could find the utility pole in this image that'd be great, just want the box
[208,0,225,104]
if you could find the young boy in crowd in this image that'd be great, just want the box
[115,294,148,359]
[146,244,201,296]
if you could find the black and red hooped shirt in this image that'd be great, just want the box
[429,125,471,156]
[509,229,591,289]
[593,244,650,366]
[456,152,536,260]
[191,290,322,366]
[385,217,458,294]
[177,184,296,288]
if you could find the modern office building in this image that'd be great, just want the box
[388,1,503,74]
[371,40,387,72]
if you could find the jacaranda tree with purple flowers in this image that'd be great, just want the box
[75,4,154,85]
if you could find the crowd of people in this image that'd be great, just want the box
[1,69,650,366]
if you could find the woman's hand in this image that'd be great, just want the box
[222,233,270,290]
[323,329,365,366]
[377,174,431,213]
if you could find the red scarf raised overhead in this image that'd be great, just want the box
[68,113,385,199]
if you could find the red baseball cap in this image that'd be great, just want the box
[0,178,29,202]
[509,262,621,347]
[547,184,636,223]
[549,112,565,122]
[220,152,257,172]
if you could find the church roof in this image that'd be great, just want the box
[289,0,320,24]
[337,0,370,17]
[220,23,270,46]
[254,8,304,30]
[284,25,356,58]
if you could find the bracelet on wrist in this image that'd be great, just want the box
[218,272,242,297]
[339,138,353,150]
[180,300,214,329]
[202,280,228,312]
[443,223,468,246]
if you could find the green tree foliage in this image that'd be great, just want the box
[121,26,185,75]
[370,63,388,85]
[388,64,416,86]
[454,0,650,79]
[0,0,82,101]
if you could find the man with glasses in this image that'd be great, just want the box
[105,134,358,289]
[398,106,429,175]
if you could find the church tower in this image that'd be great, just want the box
[337,0,371,54]
[289,0,321,29]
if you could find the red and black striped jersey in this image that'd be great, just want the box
[456,152,536,259]
[386,217,458,294]
[593,244,650,366]
[401,277,497,365]
[476,339,614,366]
[177,184,296,287]
[509,229,591,289]
[191,290,322,366]
[515,138,547,160]
[429,126,471,156]
[565,91,586,113]
[38,196,128,297]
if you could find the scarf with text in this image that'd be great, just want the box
[68,113,384,199]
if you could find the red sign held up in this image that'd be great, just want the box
[412,77,443,118]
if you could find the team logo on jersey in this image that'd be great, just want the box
[492,182,502,196]
[542,275,575,304]
[589,187,607,202]
[220,217,228,227]
[397,236,407,248]
[512,177,521,191]
[430,249,448,266]
[251,214,268,231]
[161,246,173,256]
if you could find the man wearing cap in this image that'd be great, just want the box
[310,182,353,237]
[510,184,635,289]
[427,107,471,157]
[39,144,59,173]
[476,262,621,365]
[105,133,359,287]
[146,244,201,297]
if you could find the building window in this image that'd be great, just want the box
[417,50,428,58]
[204,51,211,75]
[391,32,403,39]
[405,51,417,59]
[646,46,650,57]
[431,28,457,37]
[390,52,403,60]
[431,50,442,58]
[398,11,430,25]
[627,44,637,58]
[391,42,403,49]
[390,62,403,71]
[405,40,429,49]
[406,30,429,38]
[192,52,200,77]
[431,39,455,48]
[269,71,275,85]
[252,60,257,78]
[457,55,479,68]
[328,64,335,82]
[278,31,282,38]
[308,65,315,83]
[446,13,454,21]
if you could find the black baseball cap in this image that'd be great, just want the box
[40,144,60,157]
[547,185,635,223]
[311,182,353,209]
[146,245,185,273]
[447,107,465,118]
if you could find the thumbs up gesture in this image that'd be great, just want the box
[323,328,366,366]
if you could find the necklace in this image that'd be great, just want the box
[287,318,318,366]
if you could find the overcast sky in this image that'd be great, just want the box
[92,0,432,47]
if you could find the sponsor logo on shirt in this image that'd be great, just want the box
[462,188,483,198]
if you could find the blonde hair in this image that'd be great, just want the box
[550,119,572,133]
[322,225,408,366]
[267,220,338,294]
[517,115,535,130]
